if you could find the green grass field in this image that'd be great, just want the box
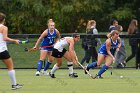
[0,69,140,93]
[0,36,138,92]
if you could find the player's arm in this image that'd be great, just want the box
[68,39,78,65]
[2,26,19,44]
[55,29,61,42]
[116,37,121,51]
[34,30,47,48]
[106,39,115,60]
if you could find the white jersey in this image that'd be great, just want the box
[54,37,72,52]
[0,24,7,52]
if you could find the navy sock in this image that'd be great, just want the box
[37,60,43,71]
[87,62,97,70]
[44,61,52,71]
[97,65,108,76]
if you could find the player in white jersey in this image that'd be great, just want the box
[0,12,22,90]
[49,33,80,78]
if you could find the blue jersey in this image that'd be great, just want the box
[98,38,119,56]
[40,29,57,51]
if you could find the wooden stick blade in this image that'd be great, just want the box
[77,62,94,79]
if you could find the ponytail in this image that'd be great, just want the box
[107,33,112,38]
[107,30,119,38]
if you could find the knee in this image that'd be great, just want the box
[57,63,62,67]
[67,59,73,62]
[39,59,45,62]
[40,56,47,61]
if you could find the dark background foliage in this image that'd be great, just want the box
[0,0,139,34]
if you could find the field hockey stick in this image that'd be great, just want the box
[19,39,30,51]
[109,65,113,75]
[77,61,94,79]
[109,49,119,75]
[28,45,54,52]
[7,39,29,44]
[19,39,29,44]
[7,39,29,51]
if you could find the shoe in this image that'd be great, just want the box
[45,72,50,76]
[93,74,103,79]
[120,63,125,68]
[49,72,56,78]
[69,73,78,78]
[35,71,40,76]
[84,66,89,74]
[122,61,126,67]
[42,71,49,76]
[11,84,23,90]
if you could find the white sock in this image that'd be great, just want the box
[50,64,59,74]
[67,62,73,74]
[8,70,16,85]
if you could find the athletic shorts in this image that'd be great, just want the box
[98,48,108,56]
[98,48,115,56]
[40,47,53,52]
[51,48,67,58]
[0,50,11,60]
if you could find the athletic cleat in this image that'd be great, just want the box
[49,72,56,78]
[46,72,49,76]
[11,84,23,90]
[120,63,125,68]
[44,72,50,76]
[69,73,78,78]
[42,71,49,76]
[93,74,103,79]
[122,61,126,67]
[35,71,40,76]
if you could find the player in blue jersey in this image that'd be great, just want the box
[85,30,121,79]
[34,20,60,76]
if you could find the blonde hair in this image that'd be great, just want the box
[107,30,119,38]
[86,20,96,33]
[47,19,54,27]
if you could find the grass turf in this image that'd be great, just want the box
[0,69,140,93]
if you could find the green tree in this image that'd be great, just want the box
[0,0,138,33]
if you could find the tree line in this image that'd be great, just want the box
[0,0,139,34]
